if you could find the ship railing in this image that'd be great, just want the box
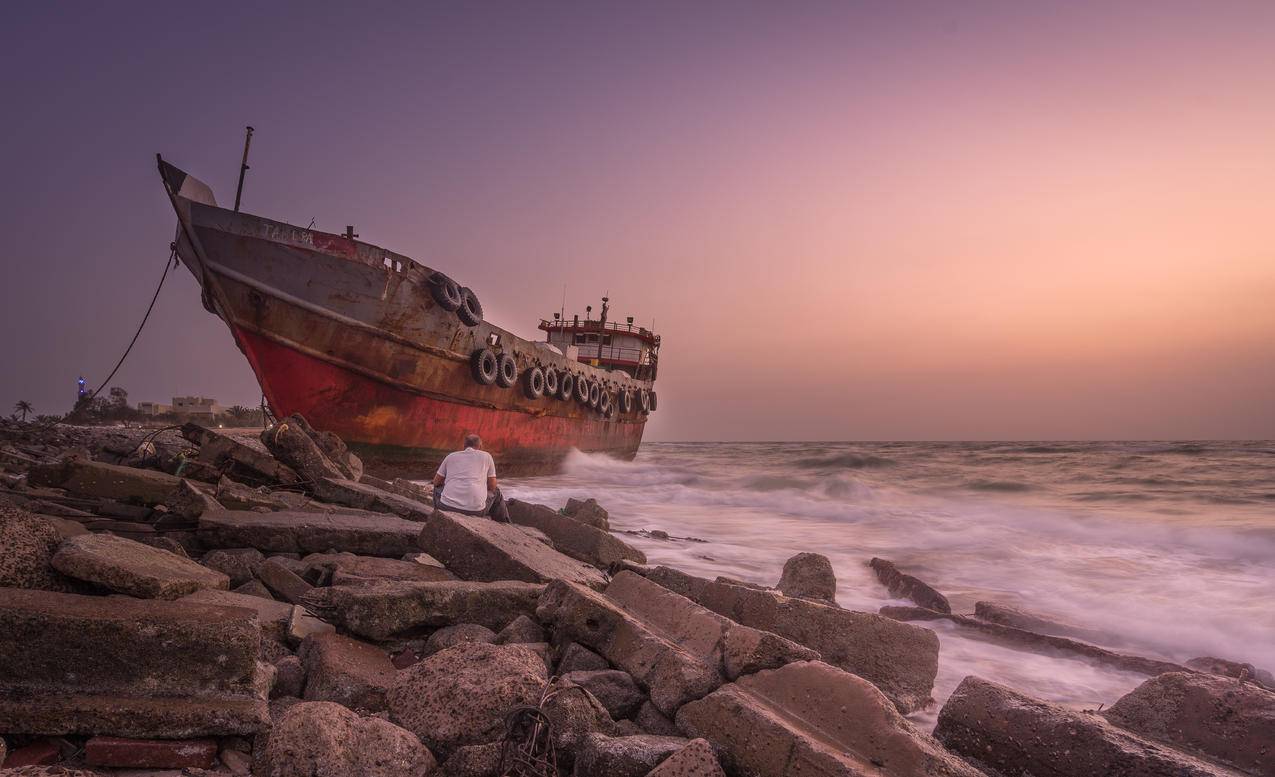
[539,319,659,339]
[573,344,649,364]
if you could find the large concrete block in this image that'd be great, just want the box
[180,423,301,487]
[507,498,645,569]
[678,661,983,777]
[313,477,433,521]
[181,588,294,642]
[51,533,229,599]
[0,588,269,737]
[935,676,1242,777]
[28,457,180,504]
[646,566,937,713]
[536,578,723,715]
[418,509,608,589]
[300,633,396,713]
[301,551,456,585]
[198,510,420,557]
[1105,671,1275,777]
[302,579,544,640]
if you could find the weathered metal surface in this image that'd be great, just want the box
[159,158,653,478]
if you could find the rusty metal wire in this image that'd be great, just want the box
[498,679,568,777]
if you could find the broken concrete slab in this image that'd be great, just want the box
[51,533,229,599]
[262,700,436,777]
[565,497,610,530]
[313,477,432,521]
[679,661,983,777]
[287,605,336,646]
[0,503,78,592]
[28,457,181,504]
[507,498,646,569]
[646,566,938,714]
[935,676,1240,777]
[214,476,291,512]
[302,579,543,640]
[260,415,351,486]
[536,578,723,715]
[562,669,646,719]
[83,736,217,769]
[201,548,265,587]
[180,588,295,643]
[419,509,608,589]
[198,510,420,557]
[1104,671,1275,776]
[974,600,1113,644]
[301,551,456,585]
[255,558,313,604]
[0,588,269,737]
[605,570,818,680]
[574,733,689,777]
[869,558,951,613]
[299,633,396,713]
[645,738,727,777]
[179,423,301,487]
[164,479,224,520]
[880,605,1188,676]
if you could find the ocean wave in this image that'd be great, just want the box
[966,480,1035,493]
[793,452,896,470]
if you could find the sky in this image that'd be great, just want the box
[2,1,1273,441]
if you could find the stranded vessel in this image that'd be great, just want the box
[158,157,659,477]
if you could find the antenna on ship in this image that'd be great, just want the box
[234,125,254,212]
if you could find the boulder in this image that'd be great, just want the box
[438,742,503,777]
[558,641,611,673]
[540,678,619,761]
[574,733,689,777]
[646,565,939,713]
[301,551,455,585]
[290,414,364,482]
[974,600,1112,644]
[255,558,314,604]
[424,623,497,656]
[27,457,180,504]
[536,578,721,715]
[387,642,548,755]
[165,478,224,519]
[507,498,645,569]
[680,661,982,777]
[0,504,76,591]
[180,423,302,487]
[635,701,681,737]
[83,736,217,769]
[299,633,396,713]
[1104,671,1275,776]
[51,533,229,599]
[868,558,950,613]
[563,670,646,719]
[288,604,336,646]
[1185,656,1275,688]
[272,656,305,699]
[262,700,435,777]
[935,676,1240,777]
[198,510,420,557]
[215,476,292,511]
[777,552,837,602]
[313,477,432,521]
[645,738,727,777]
[565,497,610,530]
[494,614,546,644]
[202,548,265,587]
[419,509,608,589]
[0,588,269,737]
[235,578,277,600]
[302,579,543,640]
[260,415,351,486]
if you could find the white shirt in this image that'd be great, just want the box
[436,448,496,512]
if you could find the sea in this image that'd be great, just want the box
[502,441,1275,728]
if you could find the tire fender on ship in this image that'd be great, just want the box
[575,376,590,403]
[558,372,575,401]
[542,367,559,398]
[598,390,611,416]
[587,381,601,409]
[639,389,651,414]
[620,390,633,413]
[471,348,498,385]
[496,353,517,388]
[457,287,483,327]
[524,366,545,399]
[427,272,462,311]
[649,391,658,412]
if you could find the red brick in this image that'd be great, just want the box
[85,736,217,768]
[3,739,60,767]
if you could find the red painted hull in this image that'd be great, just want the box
[236,329,644,478]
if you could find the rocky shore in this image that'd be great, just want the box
[1,417,1272,776]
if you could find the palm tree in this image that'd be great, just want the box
[14,401,33,422]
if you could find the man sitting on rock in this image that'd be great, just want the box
[432,433,510,522]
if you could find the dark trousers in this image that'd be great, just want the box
[434,487,510,523]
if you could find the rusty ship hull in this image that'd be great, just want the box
[159,158,653,478]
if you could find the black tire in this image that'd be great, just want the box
[558,372,575,401]
[598,390,611,415]
[574,375,590,403]
[496,353,517,388]
[639,389,651,414]
[619,390,633,413]
[524,366,545,399]
[457,287,483,327]
[649,391,658,412]
[588,381,601,409]
[427,272,462,311]
[543,368,559,397]
[471,348,498,385]
[604,399,616,419]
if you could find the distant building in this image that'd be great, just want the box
[136,401,172,416]
[172,396,222,418]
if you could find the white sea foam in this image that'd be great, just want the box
[503,441,1275,728]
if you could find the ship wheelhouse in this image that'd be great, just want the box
[539,297,660,381]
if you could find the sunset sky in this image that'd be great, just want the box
[2,1,1272,440]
